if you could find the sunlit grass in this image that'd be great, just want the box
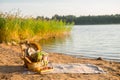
[0,12,73,43]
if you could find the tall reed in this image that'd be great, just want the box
[0,12,73,43]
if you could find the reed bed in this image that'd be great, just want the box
[0,12,73,43]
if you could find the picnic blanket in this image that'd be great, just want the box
[23,63,105,74]
[48,63,105,73]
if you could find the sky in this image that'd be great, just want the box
[0,0,120,18]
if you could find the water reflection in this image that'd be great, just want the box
[39,35,73,53]
[39,36,70,46]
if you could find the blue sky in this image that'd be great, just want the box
[0,0,120,18]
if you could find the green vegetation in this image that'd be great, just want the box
[51,14,120,25]
[0,12,73,43]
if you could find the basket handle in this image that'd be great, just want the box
[24,57,32,63]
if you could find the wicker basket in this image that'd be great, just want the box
[26,61,44,72]
[26,61,53,73]
[20,41,53,73]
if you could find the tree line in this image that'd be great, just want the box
[36,14,120,25]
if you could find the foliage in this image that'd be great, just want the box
[51,14,120,25]
[0,12,73,43]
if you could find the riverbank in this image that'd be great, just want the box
[0,43,120,80]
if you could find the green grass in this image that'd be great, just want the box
[0,12,73,43]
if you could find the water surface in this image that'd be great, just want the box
[40,24,120,62]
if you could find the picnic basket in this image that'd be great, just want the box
[20,41,53,73]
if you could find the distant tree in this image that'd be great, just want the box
[37,14,120,25]
[36,16,44,20]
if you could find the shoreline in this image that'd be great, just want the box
[0,43,120,80]
[70,54,120,63]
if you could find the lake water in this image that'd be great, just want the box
[40,24,120,62]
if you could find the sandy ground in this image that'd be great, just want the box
[0,43,120,80]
